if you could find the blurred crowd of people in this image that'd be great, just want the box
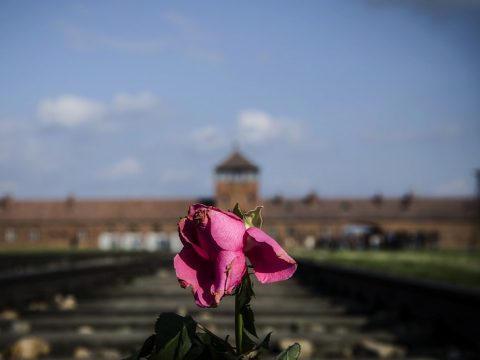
[307,230,440,250]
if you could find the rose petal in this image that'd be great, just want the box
[178,217,209,260]
[245,227,297,284]
[207,208,246,251]
[174,247,216,307]
[212,250,246,304]
[195,225,221,255]
[186,204,223,255]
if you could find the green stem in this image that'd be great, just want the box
[235,286,243,355]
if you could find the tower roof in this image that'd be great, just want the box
[215,151,259,173]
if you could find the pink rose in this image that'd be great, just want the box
[174,204,297,307]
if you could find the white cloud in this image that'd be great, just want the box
[37,92,165,129]
[190,126,228,151]
[112,92,161,113]
[38,95,106,127]
[102,156,143,179]
[237,109,302,144]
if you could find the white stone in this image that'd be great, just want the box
[10,337,50,360]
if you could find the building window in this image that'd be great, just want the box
[29,229,40,242]
[77,230,88,242]
[5,228,16,242]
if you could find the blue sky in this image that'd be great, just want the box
[0,0,479,199]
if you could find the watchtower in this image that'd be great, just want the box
[215,151,259,211]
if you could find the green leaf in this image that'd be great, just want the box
[237,273,255,309]
[232,203,244,218]
[258,332,272,350]
[176,325,193,359]
[153,325,192,360]
[195,327,236,357]
[237,332,272,360]
[243,206,263,229]
[184,332,212,360]
[155,313,197,351]
[153,313,199,360]
[154,313,185,349]
[236,274,257,341]
[241,305,257,337]
[153,329,181,360]
[134,334,155,359]
[276,343,301,360]
[182,316,198,340]
[241,329,256,353]
[183,347,205,360]
[196,332,212,346]
[152,312,239,360]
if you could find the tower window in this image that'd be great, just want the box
[216,172,258,183]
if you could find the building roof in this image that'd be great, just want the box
[261,196,478,222]
[0,195,476,223]
[0,198,196,222]
[215,151,259,173]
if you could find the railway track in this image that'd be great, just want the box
[0,255,478,359]
[296,260,480,360]
[0,253,169,308]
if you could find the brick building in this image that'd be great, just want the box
[0,151,478,250]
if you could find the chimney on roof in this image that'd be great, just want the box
[272,195,284,205]
[65,195,75,209]
[372,193,383,207]
[303,191,319,205]
[401,192,414,209]
[0,194,13,210]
